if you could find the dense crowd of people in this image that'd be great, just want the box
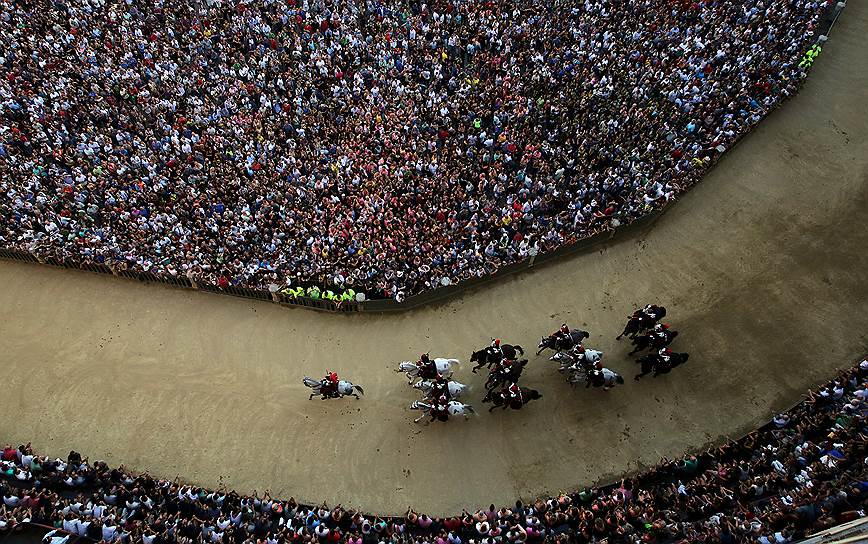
[0,0,829,300]
[3,358,866,544]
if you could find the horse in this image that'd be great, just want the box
[470,344,525,373]
[537,329,589,355]
[395,358,460,384]
[302,377,365,400]
[549,348,603,367]
[482,387,543,411]
[635,352,689,381]
[582,368,625,390]
[484,359,528,391]
[409,400,476,423]
[628,330,678,355]
[616,306,667,340]
[413,379,469,400]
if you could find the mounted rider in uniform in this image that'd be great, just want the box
[554,323,571,346]
[487,339,504,364]
[428,374,449,400]
[641,304,665,326]
[431,394,450,422]
[507,383,523,407]
[416,353,437,379]
[320,371,340,398]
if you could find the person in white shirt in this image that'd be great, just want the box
[102,521,117,542]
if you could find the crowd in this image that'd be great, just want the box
[3,358,866,544]
[0,0,829,300]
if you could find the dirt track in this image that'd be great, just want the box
[1,4,867,517]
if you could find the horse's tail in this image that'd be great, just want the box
[354,385,365,396]
[464,404,476,415]
[514,345,525,355]
[616,374,625,385]
[302,377,319,388]
[446,358,460,366]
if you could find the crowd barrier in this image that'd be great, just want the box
[0,209,656,313]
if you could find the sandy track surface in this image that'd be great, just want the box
[1,3,867,517]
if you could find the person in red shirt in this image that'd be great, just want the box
[2,445,17,461]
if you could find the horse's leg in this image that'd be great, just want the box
[616,324,628,340]
[309,393,315,400]
[488,406,496,412]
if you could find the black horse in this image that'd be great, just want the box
[470,344,525,373]
[634,352,689,380]
[482,387,543,411]
[484,359,528,391]
[616,306,667,340]
[628,329,678,355]
[537,329,589,355]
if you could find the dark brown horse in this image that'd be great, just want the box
[470,344,525,373]
[482,387,543,411]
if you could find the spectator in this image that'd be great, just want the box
[0,0,829,300]
[1,358,866,543]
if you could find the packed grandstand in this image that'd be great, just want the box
[2,359,866,544]
[0,0,830,300]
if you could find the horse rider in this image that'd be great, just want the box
[428,374,449,400]
[507,383,523,406]
[495,357,517,378]
[416,353,436,379]
[642,304,665,325]
[654,348,674,373]
[569,343,587,364]
[487,339,504,362]
[507,383,523,402]
[320,371,340,398]
[553,323,572,347]
[431,394,450,422]
[586,369,602,388]
[651,323,674,346]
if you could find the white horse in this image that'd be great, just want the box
[413,379,469,400]
[302,377,365,400]
[395,358,460,383]
[550,348,603,366]
[410,400,475,423]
